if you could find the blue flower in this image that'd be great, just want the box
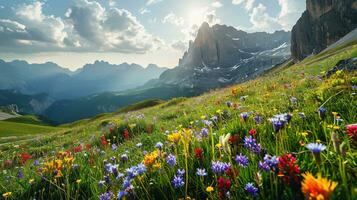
[306,143,326,153]
[203,120,213,126]
[211,161,230,174]
[258,161,270,172]
[240,112,249,121]
[235,154,249,167]
[17,170,24,179]
[243,136,261,153]
[226,101,233,107]
[196,168,207,176]
[111,143,118,151]
[99,191,112,200]
[177,169,185,177]
[33,160,40,166]
[254,115,263,124]
[121,154,128,162]
[201,128,209,137]
[166,154,176,167]
[172,175,184,188]
[245,182,258,197]
[269,113,291,132]
[155,142,163,150]
[318,107,327,119]
[263,154,279,170]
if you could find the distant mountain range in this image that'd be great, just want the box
[0,60,168,99]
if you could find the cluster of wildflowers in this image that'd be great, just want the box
[211,161,230,174]
[278,154,300,184]
[235,154,249,167]
[172,169,185,189]
[269,113,292,132]
[243,136,261,153]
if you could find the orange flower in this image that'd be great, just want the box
[301,173,337,200]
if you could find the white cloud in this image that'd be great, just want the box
[278,0,305,30]
[146,0,163,6]
[162,12,184,26]
[232,0,255,11]
[249,3,282,32]
[171,40,187,52]
[139,8,150,15]
[108,0,116,7]
[212,1,223,8]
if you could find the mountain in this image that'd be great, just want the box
[0,60,168,99]
[44,85,198,124]
[149,23,291,91]
[291,0,357,61]
[0,89,53,114]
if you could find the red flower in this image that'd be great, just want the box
[123,129,130,140]
[194,148,203,159]
[278,153,300,184]
[346,124,357,142]
[217,177,231,198]
[249,129,257,137]
[109,127,114,133]
[229,134,239,145]
[20,153,31,164]
[85,144,91,150]
[225,166,238,178]
[73,145,82,153]
[100,135,108,147]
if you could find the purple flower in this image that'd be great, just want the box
[240,112,249,121]
[243,136,261,153]
[33,160,40,166]
[306,143,326,153]
[211,161,230,174]
[245,182,258,197]
[226,101,233,108]
[99,191,112,200]
[298,112,306,119]
[254,115,263,124]
[177,169,185,177]
[269,113,292,132]
[166,154,176,167]
[258,161,270,172]
[196,168,207,176]
[263,154,279,170]
[203,120,213,126]
[121,154,128,162]
[172,175,184,188]
[17,170,24,179]
[155,142,163,150]
[201,128,209,137]
[111,143,118,151]
[235,154,249,167]
[318,107,327,119]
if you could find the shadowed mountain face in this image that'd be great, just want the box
[151,23,291,91]
[0,60,167,99]
[291,0,357,60]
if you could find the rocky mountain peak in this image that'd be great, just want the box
[291,0,357,60]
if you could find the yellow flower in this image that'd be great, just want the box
[29,179,35,184]
[332,112,338,116]
[327,125,334,129]
[167,132,182,143]
[200,115,206,119]
[216,109,223,115]
[301,173,337,200]
[153,163,161,170]
[76,179,81,184]
[333,126,340,130]
[316,139,321,143]
[206,186,214,192]
[143,151,159,167]
[55,170,63,178]
[129,123,137,129]
[215,143,222,149]
[2,192,12,198]
[300,132,309,137]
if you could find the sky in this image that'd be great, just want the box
[0,0,306,70]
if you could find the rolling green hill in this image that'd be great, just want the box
[0,43,356,199]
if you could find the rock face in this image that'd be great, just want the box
[155,23,291,91]
[291,0,357,60]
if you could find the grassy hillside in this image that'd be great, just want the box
[0,43,356,199]
[0,121,59,137]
